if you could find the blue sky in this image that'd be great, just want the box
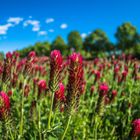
[0,0,140,53]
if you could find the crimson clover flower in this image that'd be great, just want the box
[28,51,36,58]
[99,83,109,97]
[49,50,63,91]
[55,83,65,102]
[0,91,10,119]
[65,52,84,112]
[96,83,109,116]
[130,119,140,137]
[38,80,47,95]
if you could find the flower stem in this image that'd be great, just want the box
[19,93,24,138]
[38,101,42,140]
[19,77,27,138]
[9,128,14,140]
[52,111,56,126]
[94,116,98,140]
[61,115,72,140]
[47,90,55,130]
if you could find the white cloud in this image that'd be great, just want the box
[32,26,40,31]
[60,23,68,29]
[38,31,47,36]
[48,29,54,32]
[0,17,23,35]
[46,18,54,23]
[7,17,23,25]
[0,23,13,35]
[81,33,87,39]
[23,20,40,32]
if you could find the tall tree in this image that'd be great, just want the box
[68,31,83,51]
[34,41,51,56]
[83,29,109,54]
[51,36,67,55]
[115,22,138,52]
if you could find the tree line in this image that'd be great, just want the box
[18,22,140,58]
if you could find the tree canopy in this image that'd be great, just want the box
[18,22,140,58]
[68,31,83,51]
[83,29,110,54]
[115,22,139,52]
[51,36,67,55]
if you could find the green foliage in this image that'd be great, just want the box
[134,43,140,58]
[19,41,50,57]
[18,23,140,58]
[68,31,83,51]
[51,36,67,55]
[0,53,140,139]
[115,22,139,52]
[83,29,110,54]
[34,42,51,56]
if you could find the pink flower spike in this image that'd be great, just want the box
[69,52,82,64]
[38,80,47,91]
[50,50,63,68]
[99,83,109,96]
[6,52,12,59]
[28,51,36,58]
[0,91,10,118]
[55,83,65,101]
[131,119,140,137]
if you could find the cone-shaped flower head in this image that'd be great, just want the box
[99,83,109,96]
[49,50,63,91]
[112,90,117,97]
[28,51,36,58]
[131,119,140,137]
[65,53,84,112]
[6,52,12,59]
[110,90,117,102]
[0,91,10,119]
[38,80,47,95]
[120,70,128,82]
[53,83,65,111]
[55,83,65,102]
[38,80,47,90]
[96,83,109,116]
